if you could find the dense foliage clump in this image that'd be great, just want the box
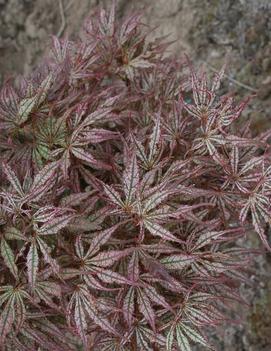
[0,4,270,351]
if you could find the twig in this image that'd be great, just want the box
[57,0,66,38]
[206,62,258,93]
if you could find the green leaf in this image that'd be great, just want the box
[4,227,26,241]
[181,323,212,349]
[17,96,37,125]
[166,327,174,351]
[176,325,191,351]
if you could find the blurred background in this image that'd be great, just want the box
[0,0,270,349]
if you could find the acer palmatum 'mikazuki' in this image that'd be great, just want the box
[0,3,270,351]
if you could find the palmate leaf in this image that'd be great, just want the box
[4,227,26,241]
[27,241,39,289]
[34,281,61,307]
[148,113,161,162]
[27,161,59,202]
[2,163,24,197]
[166,327,175,351]
[192,228,242,251]
[69,285,119,344]
[123,154,139,204]
[95,268,130,285]
[36,212,74,235]
[137,287,155,330]
[74,292,88,343]
[143,285,172,311]
[160,254,195,270]
[103,184,124,207]
[135,327,153,351]
[0,293,15,344]
[144,220,183,243]
[86,223,120,257]
[166,322,213,351]
[180,323,213,349]
[176,325,191,351]
[1,238,18,278]
[87,249,130,267]
[123,287,135,327]
[37,237,59,273]
[17,96,37,125]
[17,73,53,125]
[0,287,29,345]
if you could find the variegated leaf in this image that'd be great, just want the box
[137,288,155,330]
[88,249,130,267]
[181,323,212,349]
[161,254,195,270]
[74,293,88,343]
[37,213,73,235]
[123,287,135,327]
[86,223,120,258]
[37,237,59,273]
[17,96,37,125]
[144,220,182,243]
[0,294,15,344]
[28,161,59,202]
[1,238,18,278]
[176,325,191,351]
[166,327,175,351]
[4,227,26,241]
[148,114,161,161]
[2,163,24,197]
[123,154,139,204]
[103,184,124,207]
[27,242,39,289]
[95,268,129,285]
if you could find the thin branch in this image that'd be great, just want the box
[206,62,258,93]
[57,0,66,38]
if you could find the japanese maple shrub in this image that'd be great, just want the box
[0,4,270,351]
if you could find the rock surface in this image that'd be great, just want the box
[0,0,270,350]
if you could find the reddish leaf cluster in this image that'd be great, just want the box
[0,4,270,351]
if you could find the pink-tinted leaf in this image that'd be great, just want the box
[123,287,135,327]
[0,294,15,344]
[137,288,155,330]
[27,241,39,289]
[123,154,139,203]
[2,162,24,197]
[161,254,195,270]
[86,223,120,257]
[88,249,130,267]
[28,161,59,202]
[37,213,74,235]
[103,184,124,207]
[1,238,18,278]
[144,220,182,243]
